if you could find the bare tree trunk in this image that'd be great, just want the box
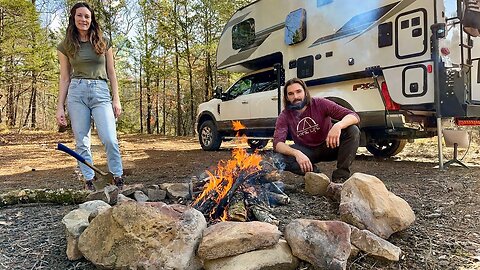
[23,74,37,128]
[31,75,37,128]
[146,76,152,134]
[139,56,143,134]
[23,88,33,127]
[155,62,160,134]
[174,0,182,136]
[7,84,15,127]
[162,55,166,135]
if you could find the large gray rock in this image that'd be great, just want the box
[133,190,149,202]
[62,209,90,260]
[350,226,402,261]
[78,200,111,213]
[284,219,351,270]
[62,200,112,260]
[147,188,166,201]
[160,183,191,199]
[78,202,206,269]
[197,221,281,260]
[85,185,119,205]
[339,173,415,239]
[203,239,298,270]
[79,200,111,221]
[120,184,146,197]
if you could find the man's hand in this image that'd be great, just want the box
[294,150,313,173]
[326,123,342,148]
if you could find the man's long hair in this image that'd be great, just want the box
[63,2,107,57]
[283,78,312,109]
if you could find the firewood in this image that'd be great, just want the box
[251,204,279,225]
[267,191,290,206]
[211,170,264,219]
[227,191,247,221]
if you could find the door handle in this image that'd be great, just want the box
[271,96,278,100]
[242,101,248,104]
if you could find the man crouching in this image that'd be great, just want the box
[273,78,360,182]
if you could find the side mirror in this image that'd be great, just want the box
[213,86,223,99]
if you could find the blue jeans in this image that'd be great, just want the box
[67,78,123,180]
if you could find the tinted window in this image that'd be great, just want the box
[232,19,255,50]
[285,8,307,45]
[229,78,253,98]
[251,70,278,93]
[228,70,277,99]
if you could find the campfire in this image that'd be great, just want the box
[192,121,289,224]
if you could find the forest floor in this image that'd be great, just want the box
[0,130,479,269]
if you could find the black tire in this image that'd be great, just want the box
[198,120,222,151]
[247,139,269,150]
[366,139,407,157]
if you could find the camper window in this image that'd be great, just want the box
[232,19,255,50]
[285,8,307,45]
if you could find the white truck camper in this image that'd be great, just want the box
[196,0,480,157]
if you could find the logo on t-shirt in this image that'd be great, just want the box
[297,117,320,137]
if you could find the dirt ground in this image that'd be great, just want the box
[0,130,479,269]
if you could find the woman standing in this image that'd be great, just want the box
[56,2,124,190]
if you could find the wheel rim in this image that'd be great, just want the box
[201,126,212,146]
[371,141,394,151]
[366,139,406,157]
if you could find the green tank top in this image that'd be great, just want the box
[57,38,111,81]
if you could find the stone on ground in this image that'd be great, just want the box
[284,219,351,270]
[339,173,415,239]
[197,221,281,260]
[78,202,206,269]
[203,239,298,270]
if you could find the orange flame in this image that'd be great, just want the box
[232,120,246,131]
[193,121,262,221]
[232,120,248,144]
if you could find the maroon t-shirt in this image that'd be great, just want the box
[273,98,359,148]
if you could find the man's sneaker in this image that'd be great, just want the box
[113,176,124,189]
[85,180,96,191]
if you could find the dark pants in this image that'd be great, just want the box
[279,125,360,181]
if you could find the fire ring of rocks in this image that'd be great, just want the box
[62,147,415,269]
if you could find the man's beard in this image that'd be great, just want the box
[286,98,307,110]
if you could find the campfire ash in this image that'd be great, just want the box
[192,121,289,224]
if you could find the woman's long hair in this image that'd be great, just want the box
[63,2,107,57]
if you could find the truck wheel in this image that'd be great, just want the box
[199,120,222,151]
[366,139,407,157]
[247,139,269,150]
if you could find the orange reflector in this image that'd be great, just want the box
[427,65,433,73]
[455,119,480,126]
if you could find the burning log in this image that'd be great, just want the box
[211,171,264,220]
[227,191,247,221]
[193,189,220,214]
[191,122,289,223]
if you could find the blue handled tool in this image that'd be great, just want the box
[57,143,112,189]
